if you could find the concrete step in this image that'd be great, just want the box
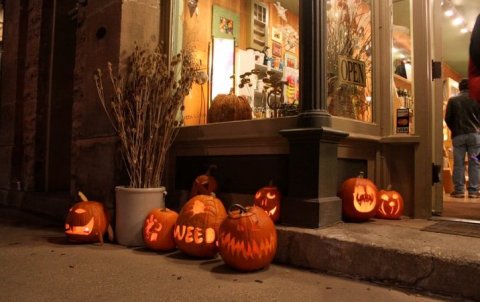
[274,219,480,301]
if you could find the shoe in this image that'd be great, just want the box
[450,191,465,198]
[468,192,480,198]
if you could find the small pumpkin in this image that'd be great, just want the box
[338,172,379,222]
[218,204,277,271]
[65,192,110,244]
[143,208,179,251]
[376,186,404,220]
[253,184,281,223]
[174,194,227,258]
[207,93,252,123]
[190,165,218,197]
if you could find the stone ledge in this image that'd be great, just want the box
[274,220,480,301]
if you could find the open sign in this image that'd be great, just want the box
[338,56,366,87]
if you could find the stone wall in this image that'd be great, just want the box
[71,0,161,212]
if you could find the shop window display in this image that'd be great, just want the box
[179,0,299,126]
[326,0,373,123]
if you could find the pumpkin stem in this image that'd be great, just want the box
[358,171,365,178]
[206,165,217,176]
[268,179,274,186]
[387,184,392,190]
[78,191,88,202]
[229,203,248,214]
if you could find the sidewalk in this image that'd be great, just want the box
[1,206,478,301]
[275,218,480,301]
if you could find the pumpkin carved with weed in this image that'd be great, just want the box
[174,194,227,258]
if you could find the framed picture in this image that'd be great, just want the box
[212,5,240,41]
[285,52,297,69]
[272,42,282,57]
[272,27,283,43]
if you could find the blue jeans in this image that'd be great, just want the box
[452,133,480,193]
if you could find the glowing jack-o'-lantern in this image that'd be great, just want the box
[338,172,379,222]
[376,187,404,220]
[254,185,281,223]
[65,192,110,244]
[143,208,178,251]
[218,204,277,271]
[190,166,218,197]
[174,194,227,258]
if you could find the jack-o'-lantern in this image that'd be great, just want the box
[338,172,378,222]
[65,192,110,244]
[190,165,218,197]
[143,208,178,251]
[174,194,227,258]
[218,204,277,271]
[376,187,404,219]
[253,185,281,223]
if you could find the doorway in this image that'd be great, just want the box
[437,1,480,222]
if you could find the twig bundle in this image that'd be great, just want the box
[94,45,198,188]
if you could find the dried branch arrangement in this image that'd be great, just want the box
[94,45,198,188]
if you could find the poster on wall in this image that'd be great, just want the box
[210,38,235,101]
[212,5,240,42]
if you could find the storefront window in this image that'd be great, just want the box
[392,0,414,134]
[177,0,299,126]
[326,0,373,123]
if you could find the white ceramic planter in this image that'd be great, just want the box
[115,186,166,246]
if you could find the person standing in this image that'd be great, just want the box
[469,14,480,102]
[445,79,480,198]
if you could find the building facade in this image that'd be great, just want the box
[0,0,447,226]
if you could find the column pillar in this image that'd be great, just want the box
[280,0,348,228]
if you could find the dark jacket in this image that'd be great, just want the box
[445,90,480,138]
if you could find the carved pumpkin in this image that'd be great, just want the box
[338,172,378,222]
[65,192,110,244]
[218,204,277,271]
[207,94,252,123]
[190,165,218,197]
[143,208,179,251]
[253,185,281,223]
[376,188,404,220]
[174,194,227,258]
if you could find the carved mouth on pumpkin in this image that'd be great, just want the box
[65,217,95,235]
[379,199,400,216]
[353,195,376,213]
[219,233,276,259]
[267,206,277,216]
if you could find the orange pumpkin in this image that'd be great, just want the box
[143,208,178,251]
[376,188,404,220]
[190,166,218,197]
[338,172,379,222]
[65,193,109,244]
[218,204,277,271]
[174,194,227,258]
[207,94,252,123]
[254,185,281,223]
